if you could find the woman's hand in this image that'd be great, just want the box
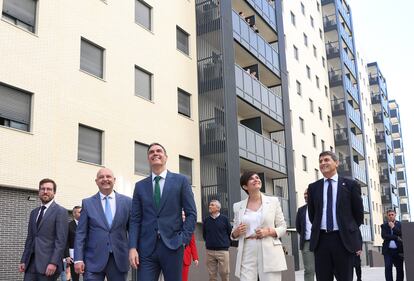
[232,223,248,238]
[255,227,275,239]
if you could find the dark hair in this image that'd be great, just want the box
[72,206,82,212]
[39,178,57,193]
[319,151,338,162]
[387,209,396,214]
[240,171,258,194]
[147,142,167,156]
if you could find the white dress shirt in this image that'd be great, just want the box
[321,173,339,231]
[152,169,168,196]
[99,191,116,220]
[305,207,312,240]
[36,199,55,221]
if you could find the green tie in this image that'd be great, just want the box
[154,176,161,208]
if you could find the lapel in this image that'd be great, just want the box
[336,176,344,209]
[317,179,324,212]
[93,192,110,229]
[236,198,248,224]
[260,194,271,225]
[111,192,122,229]
[37,201,56,230]
[158,171,172,213]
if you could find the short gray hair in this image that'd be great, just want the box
[210,200,221,210]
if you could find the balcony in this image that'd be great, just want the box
[360,224,372,242]
[377,150,387,163]
[235,64,283,124]
[331,100,346,117]
[371,93,381,104]
[333,128,348,146]
[344,76,359,103]
[198,55,223,93]
[328,69,343,87]
[349,131,364,157]
[362,195,370,213]
[341,49,356,77]
[338,23,354,52]
[232,10,280,76]
[238,124,287,175]
[323,14,337,31]
[375,131,385,143]
[338,159,366,185]
[336,0,352,31]
[380,171,390,183]
[244,0,277,30]
[352,161,367,184]
[196,0,220,35]
[391,124,401,138]
[326,41,340,59]
[347,103,362,130]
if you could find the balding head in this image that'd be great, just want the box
[95,168,116,195]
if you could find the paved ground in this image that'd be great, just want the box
[295,266,407,280]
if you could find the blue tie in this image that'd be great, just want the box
[104,196,113,227]
[326,178,333,232]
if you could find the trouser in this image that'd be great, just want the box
[302,241,315,281]
[384,249,404,281]
[206,249,230,281]
[24,258,60,281]
[84,253,127,281]
[240,239,281,281]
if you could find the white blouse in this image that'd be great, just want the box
[242,206,263,238]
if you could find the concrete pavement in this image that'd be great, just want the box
[295,266,407,280]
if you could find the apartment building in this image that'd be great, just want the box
[356,56,383,247]
[0,0,200,280]
[389,99,411,222]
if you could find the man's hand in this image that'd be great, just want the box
[74,262,85,274]
[356,250,362,256]
[18,263,25,273]
[65,257,73,264]
[388,221,395,229]
[129,248,140,269]
[45,264,57,276]
[194,260,199,266]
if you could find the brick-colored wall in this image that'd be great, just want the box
[0,187,38,281]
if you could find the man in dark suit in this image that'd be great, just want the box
[129,143,197,281]
[295,189,315,281]
[64,206,81,281]
[19,178,69,281]
[381,209,404,281]
[307,151,364,281]
[74,168,132,281]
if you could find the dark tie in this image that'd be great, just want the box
[154,176,161,208]
[37,206,46,228]
[326,178,334,232]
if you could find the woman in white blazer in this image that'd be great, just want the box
[231,171,287,281]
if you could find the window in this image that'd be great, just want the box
[302,155,307,171]
[322,57,326,68]
[176,26,189,55]
[310,16,314,28]
[317,2,321,12]
[300,2,305,15]
[293,45,299,60]
[291,11,296,26]
[319,28,323,39]
[321,139,325,151]
[318,107,322,120]
[179,155,193,184]
[327,116,331,127]
[2,0,37,32]
[135,66,152,100]
[325,86,329,97]
[296,80,302,96]
[299,117,305,133]
[135,0,152,30]
[316,75,320,88]
[0,82,32,131]
[306,65,311,79]
[135,142,150,175]
[178,88,191,117]
[309,98,314,113]
[80,38,104,78]
[312,133,317,147]
[313,45,317,57]
[78,124,102,165]
[303,33,308,47]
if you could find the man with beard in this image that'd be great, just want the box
[19,178,68,281]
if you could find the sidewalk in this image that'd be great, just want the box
[295,266,407,280]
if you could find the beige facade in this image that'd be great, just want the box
[356,53,383,246]
[282,0,335,207]
[0,0,202,220]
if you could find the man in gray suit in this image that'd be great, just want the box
[74,168,132,281]
[19,178,69,281]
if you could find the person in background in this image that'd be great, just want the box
[182,211,199,281]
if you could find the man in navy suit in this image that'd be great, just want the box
[19,178,68,281]
[381,209,404,281]
[129,143,197,281]
[74,168,132,281]
[295,189,314,281]
[307,151,364,281]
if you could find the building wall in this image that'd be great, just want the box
[0,0,202,219]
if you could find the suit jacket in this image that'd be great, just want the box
[129,171,197,257]
[183,234,198,266]
[20,201,68,274]
[74,192,132,273]
[307,176,364,253]
[65,220,77,257]
[231,194,287,278]
[295,204,308,250]
[381,220,403,255]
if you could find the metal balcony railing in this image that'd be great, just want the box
[347,103,362,130]
[350,131,364,156]
[245,0,277,30]
[326,41,340,59]
[344,76,359,103]
[362,195,370,213]
[360,224,372,242]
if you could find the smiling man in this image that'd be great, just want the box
[129,143,197,281]
[74,168,132,281]
[307,151,364,281]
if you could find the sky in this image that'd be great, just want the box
[348,0,414,216]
